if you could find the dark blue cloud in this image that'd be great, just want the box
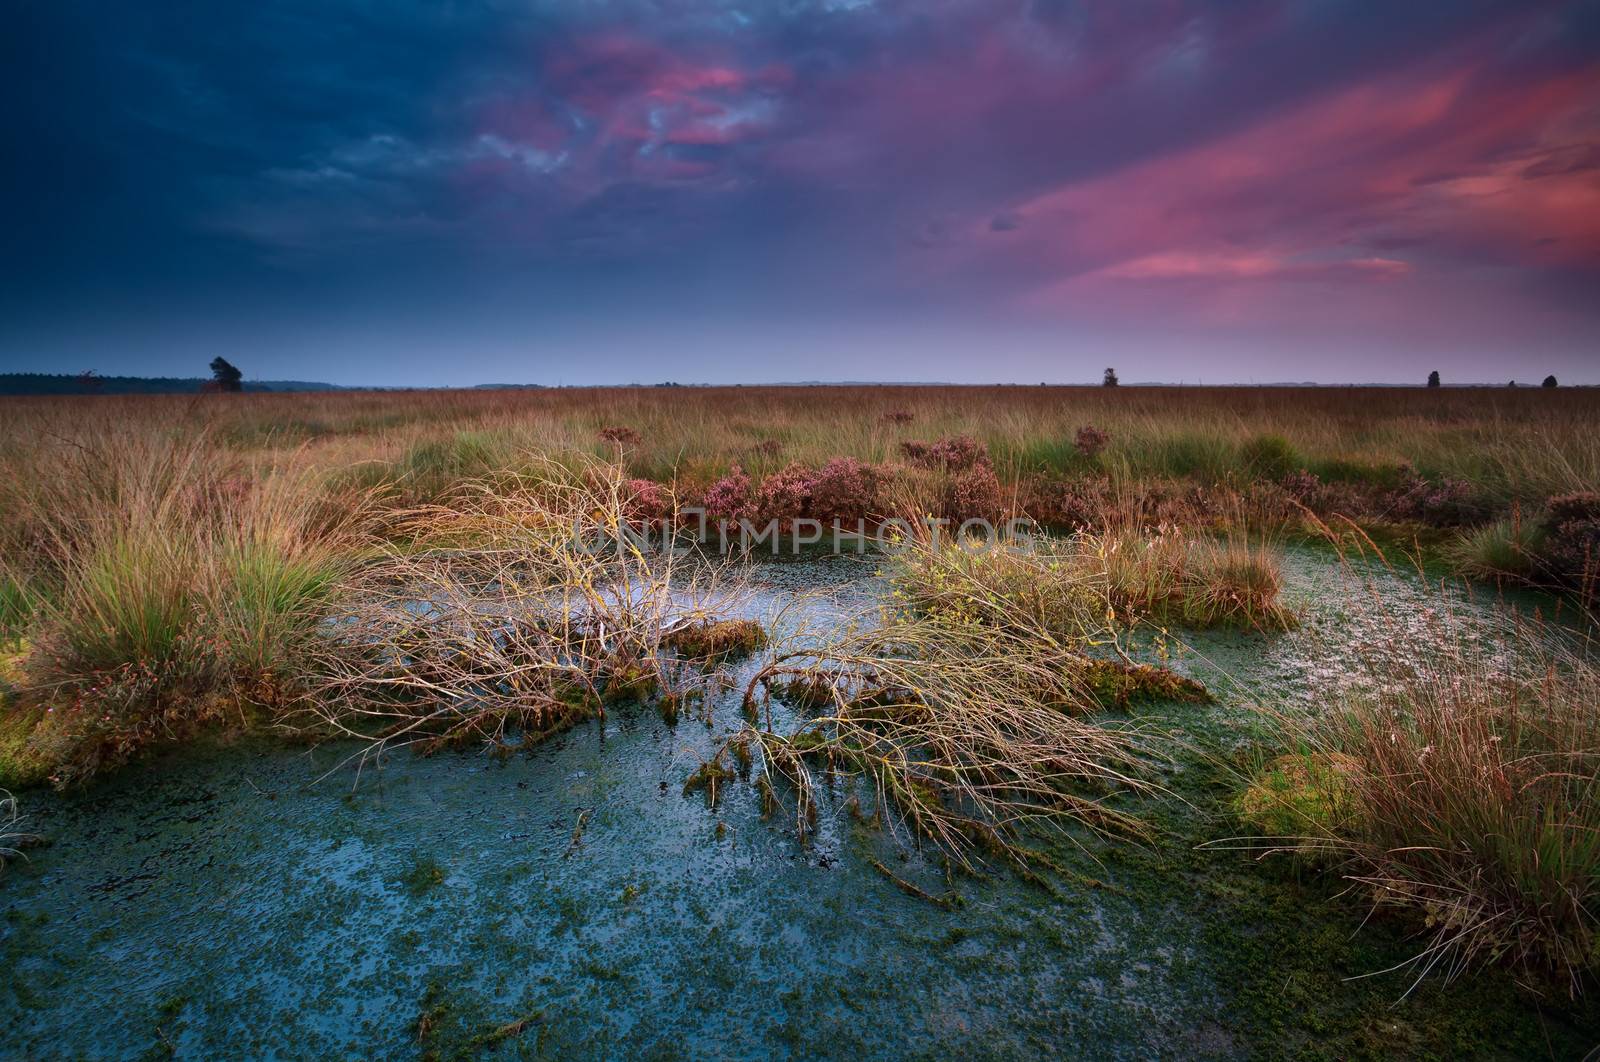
[2,1,1597,383]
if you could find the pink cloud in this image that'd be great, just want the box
[918,51,1600,325]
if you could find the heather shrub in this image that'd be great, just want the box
[1073,425,1110,460]
[810,458,884,522]
[1539,492,1599,597]
[903,435,990,472]
[623,478,669,522]
[1385,467,1479,526]
[928,435,990,471]
[701,466,752,520]
[943,463,1003,523]
[1023,477,1112,530]
[751,464,817,527]
[1281,469,1321,502]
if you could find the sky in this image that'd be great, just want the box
[3,0,1598,386]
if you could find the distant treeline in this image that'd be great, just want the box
[0,374,341,396]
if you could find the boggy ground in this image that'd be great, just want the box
[1,388,1598,1058]
[1,547,1598,1060]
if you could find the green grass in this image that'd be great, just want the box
[1444,516,1544,579]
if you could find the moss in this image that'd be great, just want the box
[662,618,768,661]
[1080,658,1210,709]
[397,853,447,896]
[602,658,659,703]
[658,687,703,726]
[682,756,736,807]
[1235,752,1361,838]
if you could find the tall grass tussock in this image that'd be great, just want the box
[1234,574,1600,993]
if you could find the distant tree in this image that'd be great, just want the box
[1543,375,1558,388]
[76,369,102,394]
[1103,367,1119,387]
[209,357,244,393]
[1427,370,1440,388]
[1508,380,1517,388]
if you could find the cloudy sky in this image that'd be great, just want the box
[3,0,1598,385]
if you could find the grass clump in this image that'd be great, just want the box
[893,526,1294,635]
[1445,515,1544,580]
[1099,529,1296,631]
[1,789,39,873]
[734,532,1162,872]
[303,456,761,765]
[662,618,768,661]
[1241,603,1600,993]
[0,429,368,786]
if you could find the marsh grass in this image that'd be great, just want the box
[302,456,769,766]
[737,616,1159,871]
[1224,538,1600,994]
[730,531,1193,872]
[1445,514,1545,580]
[0,789,38,873]
[891,524,1295,634]
[0,428,372,784]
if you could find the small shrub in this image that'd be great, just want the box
[1540,492,1600,597]
[622,478,669,522]
[750,464,818,527]
[597,426,642,447]
[942,463,1003,523]
[809,458,883,523]
[701,466,752,520]
[1385,467,1479,526]
[1023,477,1114,531]
[1073,425,1110,460]
[903,435,989,472]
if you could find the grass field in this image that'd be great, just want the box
[4,384,1594,502]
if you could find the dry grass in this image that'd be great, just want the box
[301,457,767,767]
[0,425,372,785]
[1,385,1594,508]
[0,789,37,873]
[733,532,1185,872]
[891,523,1295,634]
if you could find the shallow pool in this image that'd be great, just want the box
[2,547,1595,1059]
